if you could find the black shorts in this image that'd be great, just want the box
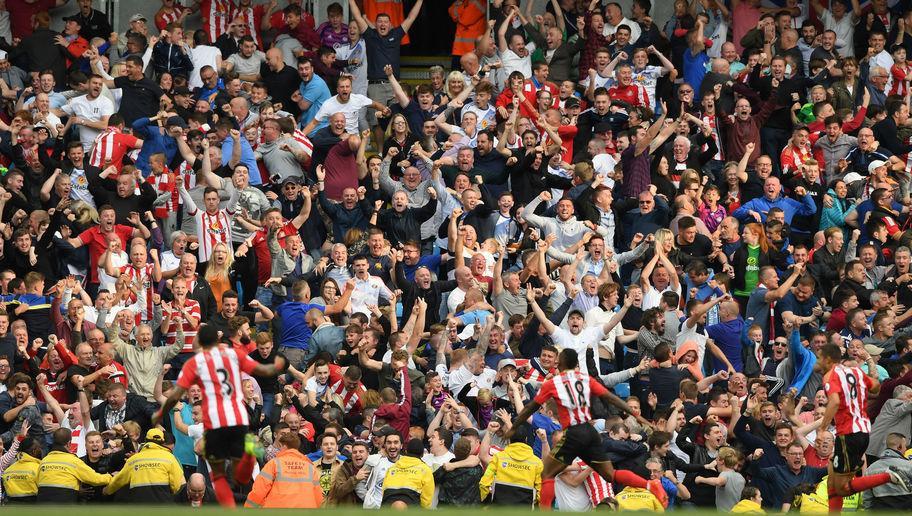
[203,425,248,462]
[832,432,869,474]
[550,423,609,466]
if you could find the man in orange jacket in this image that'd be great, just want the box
[450,0,487,58]
[244,432,324,508]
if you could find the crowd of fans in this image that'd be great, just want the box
[0,0,911,510]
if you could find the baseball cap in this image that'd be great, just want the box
[146,428,165,442]
[564,97,581,109]
[868,160,887,174]
[863,344,884,356]
[166,116,187,129]
[172,86,192,96]
[497,358,517,370]
[568,309,586,319]
[281,176,302,186]
[130,13,147,23]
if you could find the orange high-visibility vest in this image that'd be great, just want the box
[244,449,324,508]
[449,0,487,56]
[363,0,409,45]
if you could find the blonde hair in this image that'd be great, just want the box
[654,228,676,251]
[204,242,234,282]
[71,201,99,225]
[444,70,467,97]
[717,446,740,468]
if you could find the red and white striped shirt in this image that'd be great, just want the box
[176,345,258,430]
[155,6,188,31]
[201,0,236,47]
[575,458,614,506]
[234,4,267,49]
[119,262,156,324]
[164,299,202,353]
[89,127,139,175]
[328,366,365,414]
[292,129,314,156]
[534,371,607,427]
[824,364,874,435]
[147,171,180,219]
[187,204,235,262]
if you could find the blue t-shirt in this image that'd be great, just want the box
[402,254,442,281]
[275,302,325,349]
[531,412,562,458]
[220,136,261,185]
[707,317,746,373]
[683,49,710,94]
[299,75,331,128]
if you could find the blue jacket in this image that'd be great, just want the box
[131,117,179,174]
[750,462,827,508]
[151,41,193,78]
[787,327,817,394]
[732,193,816,224]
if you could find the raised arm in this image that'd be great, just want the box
[526,286,558,334]
[400,0,424,32]
[348,0,371,31]
[384,64,411,108]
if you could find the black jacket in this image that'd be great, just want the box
[90,393,156,433]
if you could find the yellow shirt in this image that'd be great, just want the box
[616,486,665,512]
[37,450,112,491]
[2,453,40,498]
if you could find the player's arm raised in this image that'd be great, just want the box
[153,384,187,426]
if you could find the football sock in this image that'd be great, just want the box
[234,452,256,485]
[211,471,237,508]
[849,473,892,493]
[539,477,555,510]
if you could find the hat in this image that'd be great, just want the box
[172,86,192,96]
[864,344,884,356]
[568,309,585,319]
[281,176,302,186]
[868,160,888,174]
[0,50,8,61]
[564,97,581,109]
[166,116,187,129]
[64,15,82,25]
[497,358,517,370]
[146,428,165,442]
[843,172,864,185]
[130,13,147,23]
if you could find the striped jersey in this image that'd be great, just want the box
[164,299,202,352]
[328,364,365,414]
[824,364,874,435]
[233,4,267,49]
[533,370,607,427]
[176,344,259,430]
[88,127,139,174]
[119,262,156,324]
[201,0,236,47]
[188,207,235,263]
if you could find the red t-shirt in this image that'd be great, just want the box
[324,140,358,201]
[78,224,135,283]
[249,220,300,282]
[8,0,54,39]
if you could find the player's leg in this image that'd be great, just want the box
[232,427,259,485]
[539,454,570,510]
[208,457,236,507]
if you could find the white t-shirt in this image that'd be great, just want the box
[592,153,618,180]
[585,306,624,354]
[550,326,604,362]
[502,45,534,79]
[62,94,115,152]
[69,167,94,207]
[555,466,594,511]
[461,101,497,131]
[98,251,128,292]
[187,422,204,443]
[190,45,223,89]
[312,94,374,134]
[362,454,396,509]
[304,377,330,399]
[820,9,857,58]
[642,284,681,310]
[423,451,455,508]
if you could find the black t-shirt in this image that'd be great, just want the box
[67,364,93,402]
[649,366,688,407]
[260,63,302,118]
[363,26,405,80]
[113,76,164,126]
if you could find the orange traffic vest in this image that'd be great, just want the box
[449,0,487,56]
[244,449,324,508]
[363,0,408,45]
